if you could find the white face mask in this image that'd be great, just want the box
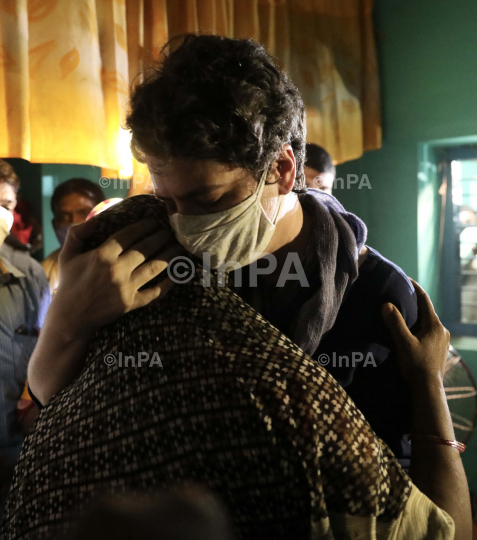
[0,206,13,246]
[169,167,285,269]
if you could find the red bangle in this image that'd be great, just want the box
[408,435,466,453]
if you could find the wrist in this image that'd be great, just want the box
[47,295,95,341]
[409,371,447,409]
[408,370,444,393]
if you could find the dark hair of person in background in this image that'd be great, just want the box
[126,34,307,193]
[50,178,105,216]
[305,143,336,177]
[67,488,235,540]
[0,159,21,193]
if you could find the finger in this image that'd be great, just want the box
[132,243,185,289]
[119,229,176,269]
[382,303,415,350]
[60,218,99,263]
[409,278,440,334]
[99,218,160,262]
[134,278,175,310]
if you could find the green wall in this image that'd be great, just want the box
[334,0,477,494]
[335,0,477,281]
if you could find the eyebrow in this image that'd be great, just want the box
[157,183,230,202]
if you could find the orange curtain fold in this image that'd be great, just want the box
[0,0,380,176]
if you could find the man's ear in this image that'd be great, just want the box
[275,143,296,195]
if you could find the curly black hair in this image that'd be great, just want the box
[126,34,307,192]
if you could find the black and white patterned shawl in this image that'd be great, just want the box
[3,195,412,540]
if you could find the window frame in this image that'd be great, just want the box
[440,146,477,336]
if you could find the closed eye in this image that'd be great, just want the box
[155,195,223,210]
[196,196,223,208]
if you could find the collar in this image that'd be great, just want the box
[0,253,26,285]
[302,189,368,253]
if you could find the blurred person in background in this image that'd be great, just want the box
[0,160,51,521]
[0,161,42,254]
[304,143,335,194]
[11,198,43,254]
[42,179,104,293]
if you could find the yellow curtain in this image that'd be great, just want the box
[0,0,380,180]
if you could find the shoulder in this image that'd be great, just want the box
[23,254,50,292]
[19,251,47,280]
[301,190,368,251]
[357,246,417,327]
[1,244,49,290]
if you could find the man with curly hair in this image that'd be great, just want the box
[124,34,416,468]
[22,35,470,539]
[32,31,414,470]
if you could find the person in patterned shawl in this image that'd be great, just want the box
[8,35,471,539]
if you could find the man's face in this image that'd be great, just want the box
[53,193,96,228]
[0,183,17,213]
[304,167,334,194]
[145,155,281,222]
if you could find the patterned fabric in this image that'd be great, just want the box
[4,196,451,539]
